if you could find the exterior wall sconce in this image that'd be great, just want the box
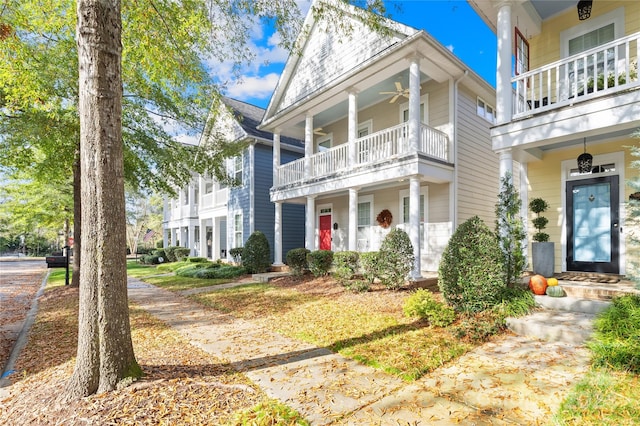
[577,0,593,20]
[577,138,593,173]
[333,222,338,230]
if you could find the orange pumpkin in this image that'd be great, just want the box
[529,274,548,295]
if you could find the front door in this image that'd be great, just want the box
[566,176,619,273]
[319,214,332,250]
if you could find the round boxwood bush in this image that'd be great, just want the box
[438,216,506,313]
[286,248,310,276]
[378,228,414,289]
[242,231,271,274]
[307,250,334,277]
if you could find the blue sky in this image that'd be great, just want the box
[222,1,497,110]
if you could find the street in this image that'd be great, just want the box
[0,259,47,378]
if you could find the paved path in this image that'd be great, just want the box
[127,277,591,425]
[0,259,47,383]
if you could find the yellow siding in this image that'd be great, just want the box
[528,2,640,69]
[527,139,639,273]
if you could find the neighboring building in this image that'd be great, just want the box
[259,0,500,278]
[469,0,640,276]
[163,98,305,263]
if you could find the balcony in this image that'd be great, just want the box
[275,123,450,187]
[513,32,640,119]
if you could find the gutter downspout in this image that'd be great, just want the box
[452,70,468,230]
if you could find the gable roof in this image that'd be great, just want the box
[262,0,419,124]
[201,97,303,150]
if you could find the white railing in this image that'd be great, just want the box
[311,143,348,177]
[275,122,450,186]
[513,32,640,118]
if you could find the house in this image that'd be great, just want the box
[258,0,500,278]
[162,97,305,263]
[468,0,640,276]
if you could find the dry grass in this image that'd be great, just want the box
[192,275,472,381]
[0,281,286,425]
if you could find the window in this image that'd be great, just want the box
[568,24,615,56]
[183,188,189,205]
[357,196,373,251]
[477,98,496,124]
[317,134,332,152]
[400,95,428,124]
[515,27,529,75]
[204,176,213,194]
[194,186,199,205]
[232,156,243,185]
[233,213,242,248]
[358,120,372,138]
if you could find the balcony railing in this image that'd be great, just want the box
[275,122,450,187]
[513,32,640,118]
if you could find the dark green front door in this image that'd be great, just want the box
[566,176,619,273]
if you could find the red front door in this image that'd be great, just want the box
[319,215,332,250]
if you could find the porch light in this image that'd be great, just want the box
[577,138,593,173]
[577,0,592,20]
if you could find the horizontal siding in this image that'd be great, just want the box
[455,86,500,227]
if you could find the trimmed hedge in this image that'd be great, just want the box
[333,251,359,285]
[307,250,334,277]
[286,248,310,276]
[242,231,271,274]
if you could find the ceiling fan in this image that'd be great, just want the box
[313,127,327,136]
[379,82,416,103]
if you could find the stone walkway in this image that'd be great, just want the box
[127,277,591,425]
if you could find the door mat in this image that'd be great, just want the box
[555,272,621,284]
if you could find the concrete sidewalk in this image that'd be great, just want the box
[127,277,591,425]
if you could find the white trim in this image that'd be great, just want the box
[316,133,333,152]
[560,151,625,274]
[560,7,625,58]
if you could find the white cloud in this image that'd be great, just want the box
[225,73,281,101]
[446,44,454,53]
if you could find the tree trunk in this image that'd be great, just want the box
[65,0,139,399]
[71,146,81,288]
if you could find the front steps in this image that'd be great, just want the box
[507,276,638,345]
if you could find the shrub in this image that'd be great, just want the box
[307,250,334,277]
[229,247,243,264]
[194,265,247,279]
[141,254,161,265]
[186,257,208,263]
[286,248,310,276]
[453,311,505,343]
[495,172,526,287]
[164,246,178,263]
[438,216,506,313]
[588,295,640,373]
[377,229,414,290]
[242,231,271,274]
[333,251,359,285]
[173,247,191,261]
[359,251,380,284]
[403,289,456,327]
[175,262,211,277]
[529,197,550,242]
[153,248,166,262]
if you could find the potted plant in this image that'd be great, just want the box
[529,197,554,277]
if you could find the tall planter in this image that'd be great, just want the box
[532,241,555,278]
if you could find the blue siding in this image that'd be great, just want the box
[228,143,305,263]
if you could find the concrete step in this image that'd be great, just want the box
[534,294,611,315]
[506,310,595,345]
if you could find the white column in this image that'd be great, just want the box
[274,202,283,265]
[248,143,255,235]
[163,229,169,248]
[188,224,195,255]
[199,219,207,259]
[179,227,185,248]
[305,114,313,179]
[409,56,421,151]
[188,181,196,210]
[496,1,513,125]
[273,131,281,186]
[348,90,358,167]
[305,196,316,251]
[499,149,513,180]
[409,176,422,280]
[348,188,358,251]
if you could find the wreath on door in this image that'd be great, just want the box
[376,209,393,228]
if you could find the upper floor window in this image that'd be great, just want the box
[568,23,615,56]
[183,188,189,205]
[231,156,243,186]
[515,27,529,75]
[400,94,428,124]
[204,178,213,194]
[477,98,496,124]
[358,120,372,138]
[233,213,243,248]
[316,134,332,152]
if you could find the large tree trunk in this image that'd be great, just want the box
[65,0,139,399]
[71,146,81,288]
